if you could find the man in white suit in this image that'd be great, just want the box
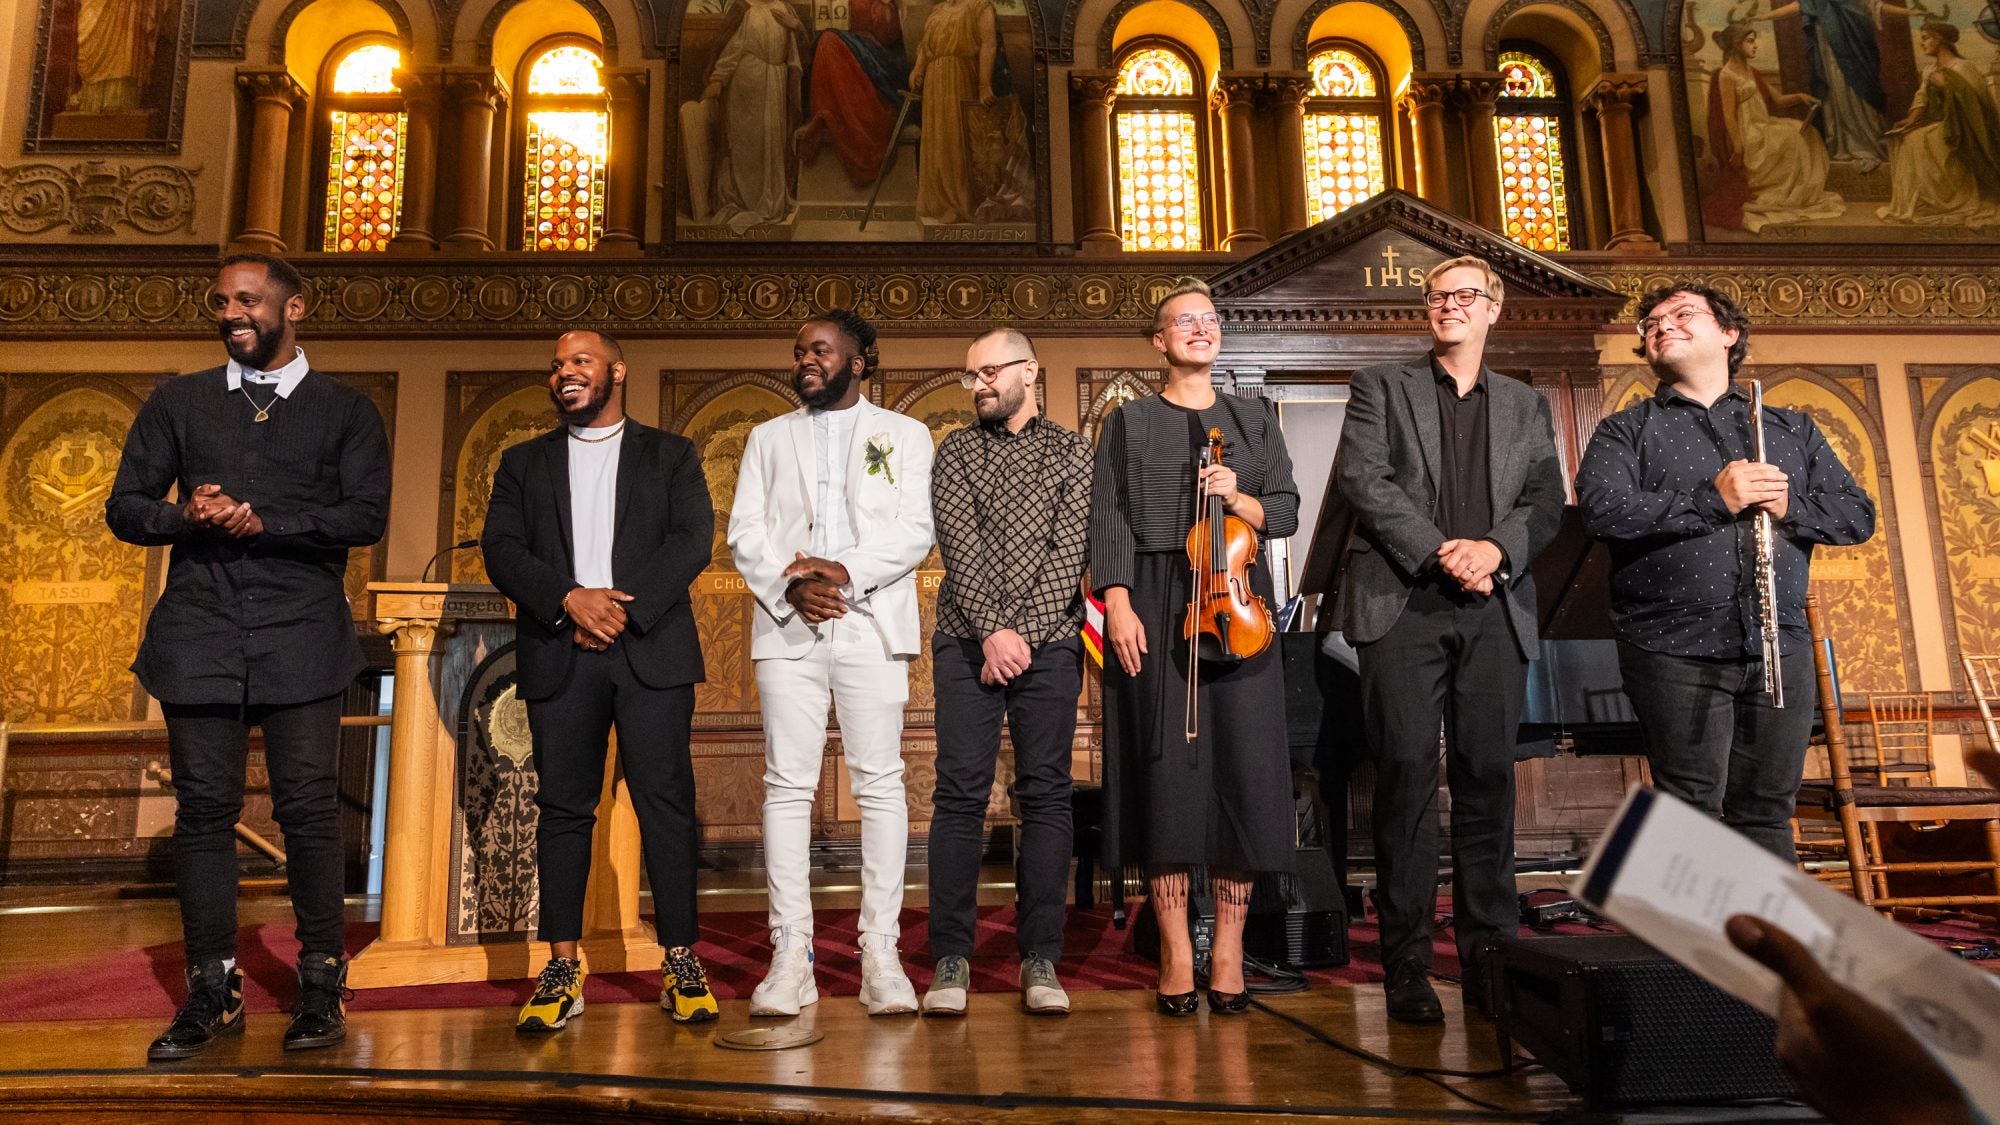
[727,308,936,1017]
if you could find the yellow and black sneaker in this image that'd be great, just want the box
[661,946,720,1024]
[516,956,585,1033]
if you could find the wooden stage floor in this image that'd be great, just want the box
[0,883,1826,1124]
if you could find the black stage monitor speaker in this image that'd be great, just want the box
[1490,934,1795,1108]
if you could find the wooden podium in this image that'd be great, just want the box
[347,582,665,988]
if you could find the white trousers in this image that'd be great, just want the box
[754,616,911,941]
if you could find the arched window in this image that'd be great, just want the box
[319,39,406,253]
[1301,43,1389,223]
[1114,43,1205,252]
[520,42,608,252]
[1494,48,1572,252]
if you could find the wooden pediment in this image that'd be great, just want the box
[1207,191,1628,331]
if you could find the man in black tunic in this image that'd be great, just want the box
[1328,255,1565,1024]
[106,253,391,1060]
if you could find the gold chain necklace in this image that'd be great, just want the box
[570,419,627,444]
[242,384,281,423]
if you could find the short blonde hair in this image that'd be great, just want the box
[1424,256,1503,304]
[1149,277,1215,333]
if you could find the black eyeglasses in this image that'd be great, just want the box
[961,358,1032,389]
[1424,288,1494,309]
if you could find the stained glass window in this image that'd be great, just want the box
[1116,47,1195,97]
[321,43,405,253]
[1495,50,1570,252]
[1302,46,1387,223]
[523,45,608,252]
[1114,45,1204,251]
[1309,47,1376,98]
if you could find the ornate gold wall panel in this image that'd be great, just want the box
[1579,266,2000,329]
[1596,365,1917,692]
[441,373,550,586]
[1911,367,2000,688]
[0,377,153,723]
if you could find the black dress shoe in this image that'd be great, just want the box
[1155,991,1199,1016]
[1206,989,1250,1015]
[1383,961,1444,1025]
[148,961,245,1061]
[283,954,350,1051]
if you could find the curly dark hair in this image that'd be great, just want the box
[1632,283,1752,376]
[810,307,880,379]
[219,251,302,300]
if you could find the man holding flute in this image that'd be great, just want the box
[1576,284,1875,863]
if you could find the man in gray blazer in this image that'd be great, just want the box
[1330,255,1565,1024]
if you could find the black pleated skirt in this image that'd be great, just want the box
[1100,550,1295,874]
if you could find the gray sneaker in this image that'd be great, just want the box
[1019,955,1070,1015]
[923,955,970,1017]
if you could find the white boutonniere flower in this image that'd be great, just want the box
[864,433,896,485]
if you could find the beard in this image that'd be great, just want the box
[550,378,614,426]
[976,382,1025,424]
[221,319,287,371]
[794,362,855,409]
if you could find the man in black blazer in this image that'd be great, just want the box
[1329,256,1565,1024]
[481,329,718,1031]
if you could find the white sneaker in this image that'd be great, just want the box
[749,926,819,1017]
[857,934,919,1016]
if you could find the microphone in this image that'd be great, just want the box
[422,539,480,583]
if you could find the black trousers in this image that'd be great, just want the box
[926,633,1082,961]
[525,649,700,949]
[162,693,347,964]
[1357,591,1526,975]
[1617,641,1817,864]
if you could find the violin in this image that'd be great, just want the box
[1183,427,1274,738]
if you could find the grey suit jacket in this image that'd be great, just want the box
[1323,358,1566,659]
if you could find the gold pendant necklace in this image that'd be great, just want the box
[570,419,627,444]
[244,385,280,423]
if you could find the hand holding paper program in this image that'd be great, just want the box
[1576,788,1999,1124]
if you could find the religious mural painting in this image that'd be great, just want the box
[1681,0,2000,241]
[27,0,193,150]
[676,0,1038,243]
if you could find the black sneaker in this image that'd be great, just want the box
[283,954,350,1051]
[148,960,245,1061]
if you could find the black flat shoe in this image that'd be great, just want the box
[1155,991,1199,1016]
[1384,961,1444,1025]
[1206,989,1250,1014]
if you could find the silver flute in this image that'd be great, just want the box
[1750,380,1783,708]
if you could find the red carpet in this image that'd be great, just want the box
[13,903,1992,1022]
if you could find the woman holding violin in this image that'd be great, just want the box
[1089,279,1300,1016]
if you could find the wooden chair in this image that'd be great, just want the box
[1965,655,2000,781]
[1863,691,1937,787]
[1793,597,2000,917]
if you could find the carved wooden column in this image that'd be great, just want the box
[600,68,648,254]
[1400,75,1454,212]
[1214,75,1267,252]
[1457,73,1506,232]
[1585,74,1659,250]
[1070,71,1122,254]
[232,67,304,253]
[444,68,507,251]
[1273,73,1312,237]
[388,68,442,253]
[373,601,450,948]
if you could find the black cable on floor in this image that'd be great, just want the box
[1246,995,1542,1115]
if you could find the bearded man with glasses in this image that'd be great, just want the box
[920,327,1092,1017]
[1325,255,1566,1024]
[1576,284,1873,863]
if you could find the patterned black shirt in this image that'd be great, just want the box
[1575,382,1874,659]
[931,414,1094,647]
